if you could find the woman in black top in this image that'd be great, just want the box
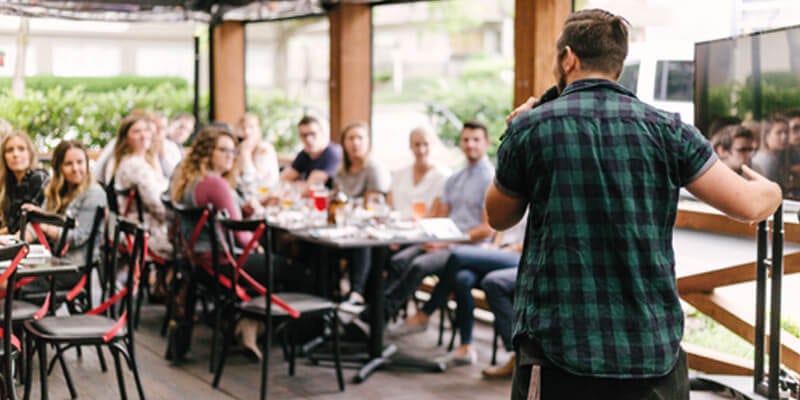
[0,132,49,234]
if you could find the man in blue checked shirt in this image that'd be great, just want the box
[487,8,782,400]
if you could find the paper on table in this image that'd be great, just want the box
[417,218,463,239]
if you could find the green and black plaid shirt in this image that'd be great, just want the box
[496,79,716,378]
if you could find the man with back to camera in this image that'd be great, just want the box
[487,9,782,399]
[711,125,756,174]
[280,115,342,187]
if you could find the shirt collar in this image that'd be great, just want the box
[560,78,636,98]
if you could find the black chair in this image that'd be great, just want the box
[211,216,344,399]
[0,242,29,400]
[167,203,220,369]
[23,215,147,400]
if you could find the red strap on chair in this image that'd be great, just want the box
[30,223,51,253]
[122,189,136,218]
[86,287,127,316]
[96,233,146,342]
[64,275,87,302]
[0,328,21,351]
[32,294,50,320]
[102,311,127,342]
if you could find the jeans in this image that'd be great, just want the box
[481,268,516,351]
[342,248,370,296]
[421,246,519,346]
[383,244,452,319]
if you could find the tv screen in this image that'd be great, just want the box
[695,25,800,199]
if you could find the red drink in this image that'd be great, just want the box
[313,194,328,211]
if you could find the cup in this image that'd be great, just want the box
[412,202,427,220]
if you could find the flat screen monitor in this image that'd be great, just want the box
[695,24,800,199]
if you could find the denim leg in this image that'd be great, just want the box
[454,269,478,345]
[345,248,371,296]
[481,268,517,351]
[421,253,458,315]
[384,248,451,318]
[383,245,425,317]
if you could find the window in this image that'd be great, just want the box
[618,62,639,93]
[654,60,693,102]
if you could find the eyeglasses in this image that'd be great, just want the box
[733,146,755,153]
[215,147,238,156]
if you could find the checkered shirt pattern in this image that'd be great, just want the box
[496,79,716,378]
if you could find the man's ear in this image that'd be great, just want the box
[714,145,729,159]
[562,46,579,73]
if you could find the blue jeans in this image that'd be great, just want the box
[422,246,519,346]
[481,268,516,351]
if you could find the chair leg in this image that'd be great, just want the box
[288,330,296,377]
[134,264,149,330]
[37,340,48,400]
[55,345,78,399]
[23,335,33,400]
[211,319,235,388]
[437,306,445,346]
[96,345,108,372]
[209,302,223,373]
[110,347,128,400]
[330,312,344,392]
[259,315,271,400]
[447,308,456,352]
[491,327,499,366]
[119,343,146,400]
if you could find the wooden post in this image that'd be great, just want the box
[329,3,372,142]
[514,0,572,107]
[211,21,246,125]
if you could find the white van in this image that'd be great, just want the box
[618,41,695,125]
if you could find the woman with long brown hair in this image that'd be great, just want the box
[171,125,266,360]
[0,131,49,234]
[21,140,106,292]
[113,113,171,258]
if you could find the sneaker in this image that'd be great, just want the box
[436,348,477,366]
[386,320,428,337]
[338,299,366,316]
[482,354,515,379]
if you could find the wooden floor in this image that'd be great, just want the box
[18,304,732,399]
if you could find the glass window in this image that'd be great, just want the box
[654,60,693,102]
[618,62,639,93]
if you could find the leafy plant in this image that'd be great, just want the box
[0,75,187,93]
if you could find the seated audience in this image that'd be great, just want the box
[400,218,525,368]
[112,114,172,258]
[387,126,448,219]
[383,121,495,323]
[334,122,390,306]
[751,114,789,185]
[152,111,182,178]
[0,131,49,234]
[171,125,267,360]
[21,140,106,290]
[710,125,755,174]
[280,115,342,187]
[235,113,280,201]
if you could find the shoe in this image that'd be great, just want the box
[436,348,477,366]
[482,354,515,379]
[338,298,366,316]
[386,320,428,337]
[235,319,263,362]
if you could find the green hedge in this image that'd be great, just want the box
[0,84,302,154]
[0,75,188,93]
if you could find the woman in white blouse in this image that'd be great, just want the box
[387,126,448,218]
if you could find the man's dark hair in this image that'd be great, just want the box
[556,9,630,77]
[462,120,488,140]
[708,116,743,137]
[710,125,754,151]
[298,115,320,127]
[783,108,800,120]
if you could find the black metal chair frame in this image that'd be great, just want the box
[0,242,29,400]
[23,216,147,400]
[211,216,345,399]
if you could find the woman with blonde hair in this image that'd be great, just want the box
[112,114,171,258]
[172,125,267,360]
[387,125,448,219]
[235,113,280,201]
[0,131,49,234]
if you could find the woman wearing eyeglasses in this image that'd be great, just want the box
[112,113,172,258]
[171,125,268,360]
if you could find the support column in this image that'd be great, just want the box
[329,4,372,142]
[514,0,572,106]
[211,21,246,125]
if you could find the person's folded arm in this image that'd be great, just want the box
[686,162,782,223]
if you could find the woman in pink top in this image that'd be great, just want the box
[171,125,267,360]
